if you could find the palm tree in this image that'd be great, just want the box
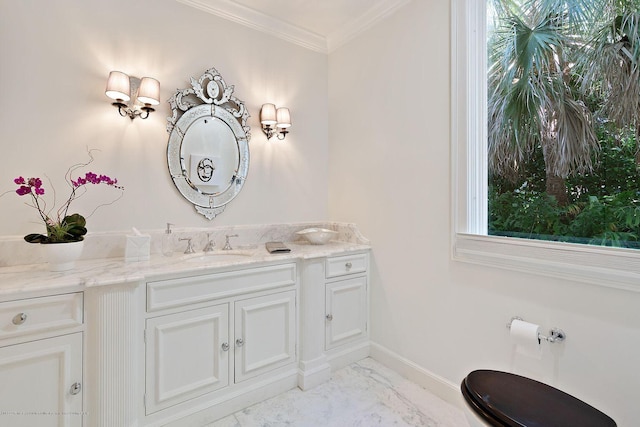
[579,3,640,164]
[488,0,603,205]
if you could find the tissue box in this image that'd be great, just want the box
[125,235,151,262]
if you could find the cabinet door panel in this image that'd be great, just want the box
[325,277,367,350]
[234,291,296,383]
[145,304,229,414]
[0,333,83,427]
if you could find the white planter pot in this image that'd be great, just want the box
[42,241,85,272]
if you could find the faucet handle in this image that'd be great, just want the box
[179,237,196,254]
[203,233,216,252]
[223,234,238,250]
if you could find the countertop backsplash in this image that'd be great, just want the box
[0,222,369,268]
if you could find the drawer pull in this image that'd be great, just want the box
[326,314,333,321]
[236,338,244,347]
[221,342,230,351]
[12,313,27,325]
[345,262,353,270]
[69,382,82,395]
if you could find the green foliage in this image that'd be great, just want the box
[566,123,640,199]
[490,190,640,248]
[489,121,640,248]
[24,213,87,244]
[489,187,563,236]
[567,193,640,247]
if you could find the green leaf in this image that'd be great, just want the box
[24,233,49,244]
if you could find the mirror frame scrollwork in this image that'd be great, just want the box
[166,67,250,220]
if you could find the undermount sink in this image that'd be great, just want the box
[181,250,254,263]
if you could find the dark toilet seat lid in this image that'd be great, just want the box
[462,370,616,427]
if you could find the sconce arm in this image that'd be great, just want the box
[111,101,155,120]
[262,124,276,139]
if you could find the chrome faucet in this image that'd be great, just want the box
[179,237,196,254]
[222,234,238,250]
[203,233,216,252]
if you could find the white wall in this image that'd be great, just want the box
[328,1,640,426]
[0,0,328,238]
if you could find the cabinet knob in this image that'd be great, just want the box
[236,338,244,347]
[221,342,229,351]
[345,262,353,270]
[12,313,27,325]
[69,382,82,396]
[326,314,333,321]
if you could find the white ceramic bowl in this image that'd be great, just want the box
[296,228,338,245]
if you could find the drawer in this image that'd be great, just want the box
[325,253,368,279]
[0,293,83,341]
[147,263,296,312]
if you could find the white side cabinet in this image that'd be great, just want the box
[0,293,84,427]
[144,263,297,424]
[324,253,369,351]
[297,250,370,390]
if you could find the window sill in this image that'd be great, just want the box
[453,233,640,292]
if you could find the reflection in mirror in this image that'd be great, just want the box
[167,68,250,220]
[181,116,238,195]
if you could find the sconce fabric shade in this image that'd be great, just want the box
[260,103,277,125]
[260,103,292,140]
[276,108,291,128]
[137,77,160,106]
[105,71,131,101]
[106,71,160,120]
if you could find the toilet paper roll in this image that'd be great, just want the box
[510,319,542,359]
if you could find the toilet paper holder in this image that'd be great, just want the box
[507,317,566,343]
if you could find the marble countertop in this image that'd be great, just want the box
[0,240,370,298]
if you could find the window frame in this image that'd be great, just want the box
[450,0,640,292]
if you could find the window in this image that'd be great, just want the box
[451,0,640,291]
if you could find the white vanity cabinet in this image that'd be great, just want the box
[324,253,369,351]
[0,225,371,427]
[143,263,297,424]
[0,293,84,427]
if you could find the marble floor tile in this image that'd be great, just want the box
[207,358,470,427]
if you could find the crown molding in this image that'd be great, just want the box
[176,0,412,54]
[327,0,412,53]
[176,0,328,53]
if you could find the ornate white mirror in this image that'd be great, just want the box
[166,67,250,219]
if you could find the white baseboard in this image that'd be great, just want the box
[297,356,332,390]
[326,341,370,371]
[369,342,469,413]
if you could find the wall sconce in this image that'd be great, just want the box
[260,103,291,140]
[105,71,160,120]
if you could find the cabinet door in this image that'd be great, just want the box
[325,277,367,350]
[145,304,229,414]
[0,333,83,427]
[234,291,296,383]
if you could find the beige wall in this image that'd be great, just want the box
[328,1,640,425]
[0,0,329,237]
